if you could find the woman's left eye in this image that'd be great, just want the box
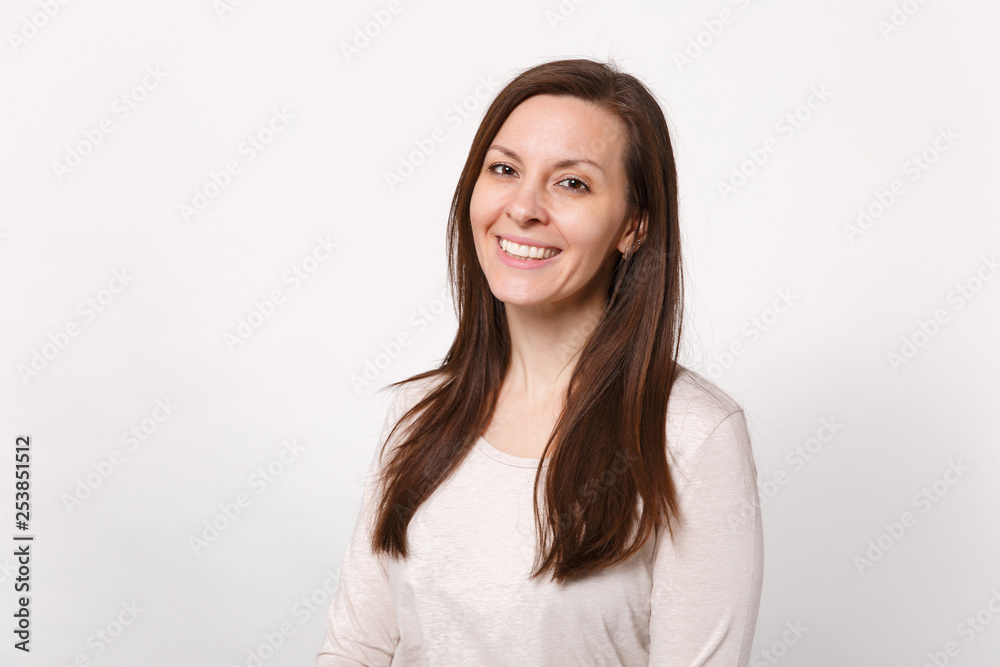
[559,177,589,192]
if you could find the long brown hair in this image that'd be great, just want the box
[370,57,684,584]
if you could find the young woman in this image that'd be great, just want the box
[317,58,763,666]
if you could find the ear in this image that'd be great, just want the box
[616,208,648,254]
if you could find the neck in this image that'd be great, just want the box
[502,293,606,403]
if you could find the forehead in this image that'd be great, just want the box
[491,94,626,172]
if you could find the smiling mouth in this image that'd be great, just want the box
[496,236,562,260]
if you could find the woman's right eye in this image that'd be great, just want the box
[486,162,516,177]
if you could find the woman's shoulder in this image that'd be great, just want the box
[380,373,447,432]
[665,365,748,467]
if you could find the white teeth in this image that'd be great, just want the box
[498,237,560,260]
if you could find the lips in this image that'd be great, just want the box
[492,234,562,268]
[496,235,562,261]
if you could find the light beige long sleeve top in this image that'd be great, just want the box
[317,367,764,666]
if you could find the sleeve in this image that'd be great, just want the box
[316,386,410,667]
[648,409,764,667]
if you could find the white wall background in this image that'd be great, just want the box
[2,0,998,665]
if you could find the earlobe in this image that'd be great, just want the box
[618,210,648,254]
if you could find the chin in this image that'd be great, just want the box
[487,282,546,307]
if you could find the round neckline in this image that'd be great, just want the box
[475,436,550,468]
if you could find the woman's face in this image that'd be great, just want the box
[469,94,641,313]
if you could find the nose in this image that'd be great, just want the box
[504,178,549,226]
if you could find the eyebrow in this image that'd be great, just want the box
[486,144,605,174]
